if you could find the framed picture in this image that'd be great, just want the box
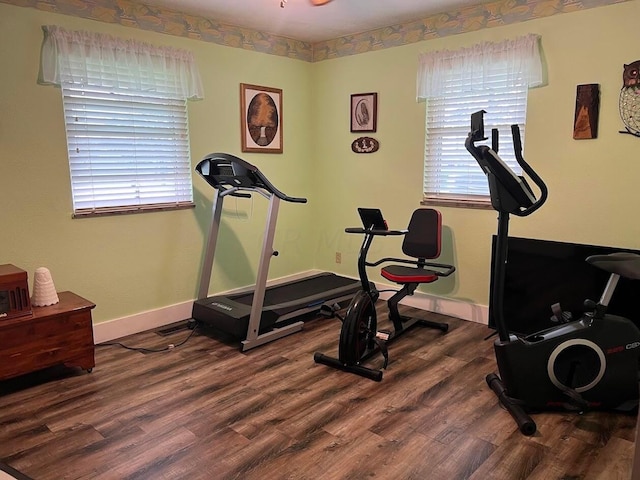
[573,83,600,140]
[240,83,283,153]
[350,92,377,133]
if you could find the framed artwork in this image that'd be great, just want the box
[573,84,600,140]
[240,83,283,153]
[350,92,377,133]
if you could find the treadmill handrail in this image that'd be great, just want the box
[196,152,307,203]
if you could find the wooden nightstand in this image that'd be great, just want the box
[0,291,96,381]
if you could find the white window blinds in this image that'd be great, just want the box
[417,34,542,203]
[40,25,204,216]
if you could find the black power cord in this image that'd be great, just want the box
[97,321,198,353]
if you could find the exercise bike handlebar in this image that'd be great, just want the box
[345,227,407,292]
[196,152,307,204]
[465,110,547,217]
[367,256,456,277]
[510,124,548,217]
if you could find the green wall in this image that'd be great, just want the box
[0,3,314,323]
[1,0,639,326]
[311,0,640,307]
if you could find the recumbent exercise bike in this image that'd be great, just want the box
[314,207,455,381]
[466,110,640,435]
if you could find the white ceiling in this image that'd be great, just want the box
[141,0,481,43]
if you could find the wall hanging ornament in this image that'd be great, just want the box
[619,60,640,138]
[573,84,600,139]
[351,137,379,153]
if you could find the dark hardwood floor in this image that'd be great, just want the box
[0,304,636,480]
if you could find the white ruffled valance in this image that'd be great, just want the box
[40,25,204,100]
[416,34,542,101]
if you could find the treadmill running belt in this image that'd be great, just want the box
[233,274,356,315]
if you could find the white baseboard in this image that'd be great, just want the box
[93,301,193,344]
[93,271,488,343]
[376,284,488,325]
[93,269,325,343]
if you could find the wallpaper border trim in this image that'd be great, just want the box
[1,0,630,62]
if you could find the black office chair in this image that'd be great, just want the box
[377,208,455,331]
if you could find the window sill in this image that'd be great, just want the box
[73,202,195,218]
[421,197,493,210]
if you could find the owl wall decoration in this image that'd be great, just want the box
[619,60,640,138]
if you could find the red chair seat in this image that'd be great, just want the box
[381,265,439,284]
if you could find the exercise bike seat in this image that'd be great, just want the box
[381,265,440,284]
[376,209,455,329]
[379,209,455,285]
[586,252,640,280]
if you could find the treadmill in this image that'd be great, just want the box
[192,152,360,351]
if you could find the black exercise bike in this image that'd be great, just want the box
[314,208,455,381]
[466,110,640,435]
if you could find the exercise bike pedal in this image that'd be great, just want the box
[319,303,344,321]
[373,335,390,369]
[376,330,392,341]
[550,303,572,324]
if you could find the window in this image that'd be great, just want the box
[40,26,204,217]
[417,34,542,207]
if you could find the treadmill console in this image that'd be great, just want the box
[196,152,307,203]
[196,153,264,190]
